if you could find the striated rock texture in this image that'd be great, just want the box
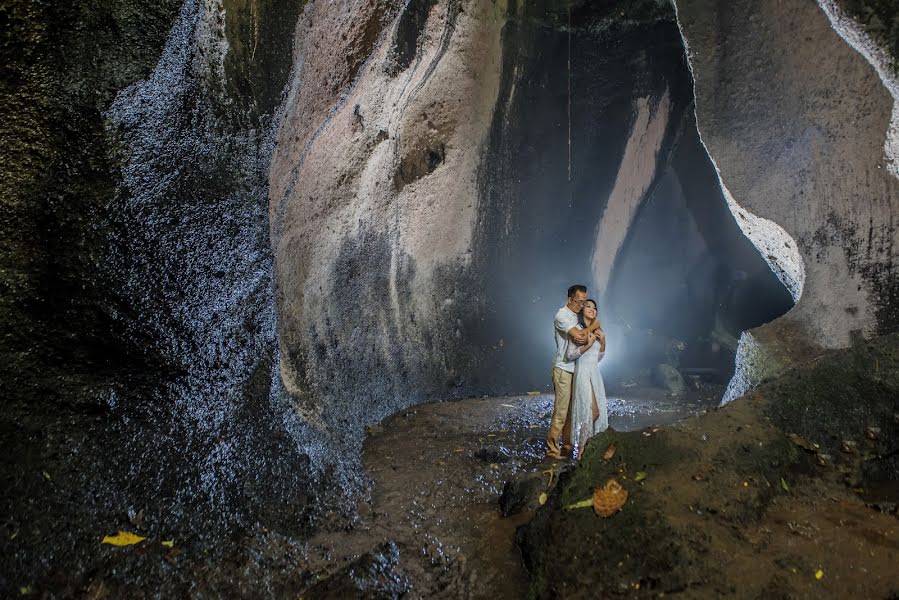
[2,0,329,594]
[271,0,792,425]
[675,0,899,365]
[270,0,507,439]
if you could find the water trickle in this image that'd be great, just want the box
[103,0,341,526]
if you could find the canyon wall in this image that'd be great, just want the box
[271,0,789,408]
[5,0,899,592]
[673,0,899,392]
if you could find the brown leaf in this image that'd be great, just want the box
[602,443,617,461]
[787,432,819,453]
[593,479,628,517]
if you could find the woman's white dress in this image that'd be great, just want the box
[566,327,608,456]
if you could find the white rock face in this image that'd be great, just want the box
[591,92,672,298]
[269,0,507,427]
[674,0,899,355]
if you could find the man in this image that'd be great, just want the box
[547,285,605,459]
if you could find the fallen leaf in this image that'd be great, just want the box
[602,443,617,461]
[500,403,515,408]
[19,586,31,596]
[41,471,51,481]
[565,498,594,510]
[161,540,174,548]
[634,471,647,482]
[840,440,857,454]
[787,433,819,453]
[743,481,749,488]
[538,492,548,505]
[542,465,556,487]
[101,531,146,546]
[781,477,790,492]
[815,569,824,580]
[593,479,628,517]
[526,391,542,396]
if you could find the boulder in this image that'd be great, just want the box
[475,445,512,464]
[652,364,686,395]
[499,475,544,517]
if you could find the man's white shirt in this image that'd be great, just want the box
[553,305,579,373]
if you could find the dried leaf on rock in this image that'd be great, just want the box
[565,498,594,510]
[538,492,548,506]
[101,531,146,546]
[542,465,556,487]
[593,479,628,517]
[634,471,647,482]
[602,443,617,461]
[786,433,819,452]
[161,540,174,548]
[780,477,790,492]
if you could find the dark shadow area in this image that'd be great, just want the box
[472,0,794,394]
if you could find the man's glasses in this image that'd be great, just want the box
[572,299,586,306]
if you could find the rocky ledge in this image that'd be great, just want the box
[518,334,899,598]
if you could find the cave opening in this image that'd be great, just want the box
[472,0,795,397]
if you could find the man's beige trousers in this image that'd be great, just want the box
[547,367,573,455]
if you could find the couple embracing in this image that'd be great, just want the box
[547,285,608,460]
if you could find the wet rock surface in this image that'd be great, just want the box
[303,541,411,600]
[499,474,544,517]
[518,334,899,599]
[297,390,713,599]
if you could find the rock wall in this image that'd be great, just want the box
[271,0,792,414]
[270,0,508,437]
[674,0,899,369]
[2,0,329,592]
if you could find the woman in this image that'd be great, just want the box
[565,299,608,458]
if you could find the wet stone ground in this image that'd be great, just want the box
[298,387,720,598]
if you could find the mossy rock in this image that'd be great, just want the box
[762,333,899,480]
[518,430,707,598]
[518,334,899,598]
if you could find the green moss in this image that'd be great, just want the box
[762,334,899,467]
[560,429,686,505]
[519,430,704,598]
